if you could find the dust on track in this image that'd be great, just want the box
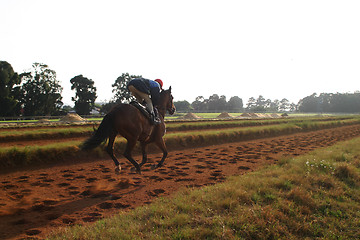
[1,124,360,239]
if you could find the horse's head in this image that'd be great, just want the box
[160,86,176,115]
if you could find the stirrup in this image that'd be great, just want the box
[150,113,161,125]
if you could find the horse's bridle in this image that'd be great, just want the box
[159,89,175,115]
[167,94,176,115]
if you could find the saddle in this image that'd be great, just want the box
[130,101,151,119]
[130,101,161,125]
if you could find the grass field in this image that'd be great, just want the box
[1,117,360,170]
[48,133,360,239]
[1,114,360,239]
[0,115,355,141]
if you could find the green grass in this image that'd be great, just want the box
[0,126,93,136]
[1,116,357,142]
[167,112,345,120]
[165,117,315,131]
[0,121,329,152]
[164,119,360,148]
[0,126,94,142]
[0,119,61,123]
[1,118,359,170]
[48,134,360,239]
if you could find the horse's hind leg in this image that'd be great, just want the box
[139,141,148,168]
[106,132,121,174]
[154,138,168,169]
[123,139,141,174]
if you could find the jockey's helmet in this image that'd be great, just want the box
[155,79,163,89]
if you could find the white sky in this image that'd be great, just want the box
[1,0,360,106]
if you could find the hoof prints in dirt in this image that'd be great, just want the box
[238,166,251,170]
[46,212,61,220]
[98,202,113,209]
[62,217,76,225]
[208,170,226,181]
[83,212,102,222]
[25,229,42,236]
[86,177,98,183]
[148,189,166,197]
[147,175,164,182]
[2,125,360,240]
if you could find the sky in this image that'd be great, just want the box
[1,0,360,106]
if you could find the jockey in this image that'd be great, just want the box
[127,78,163,125]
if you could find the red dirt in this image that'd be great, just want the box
[1,124,360,239]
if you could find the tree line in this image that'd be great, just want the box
[175,92,360,114]
[0,61,142,117]
[175,95,297,113]
[298,92,360,113]
[0,61,98,116]
[1,60,359,117]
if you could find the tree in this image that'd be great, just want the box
[191,96,206,112]
[207,94,222,112]
[279,98,290,112]
[298,93,319,112]
[246,97,256,111]
[256,95,266,108]
[218,95,227,111]
[0,61,21,116]
[329,92,360,113]
[246,95,267,112]
[70,75,97,115]
[227,96,243,112]
[318,93,332,112]
[298,92,360,113]
[267,99,279,112]
[112,73,142,103]
[61,105,74,114]
[174,100,192,112]
[289,103,297,112]
[20,63,63,116]
[100,101,117,114]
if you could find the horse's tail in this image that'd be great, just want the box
[81,112,114,150]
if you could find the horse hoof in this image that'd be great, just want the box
[130,167,141,174]
[152,164,162,170]
[114,166,121,175]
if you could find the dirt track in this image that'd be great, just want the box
[1,124,360,239]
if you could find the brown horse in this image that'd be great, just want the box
[81,87,176,174]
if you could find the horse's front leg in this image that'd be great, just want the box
[139,141,148,168]
[153,137,168,169]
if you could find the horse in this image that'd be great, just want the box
[81,87,176,174]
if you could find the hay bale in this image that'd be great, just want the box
[249,113,259,118]
[254,113,267,118]
[240,113,252,118]
[60,113,85,122]
[217,112,233,119]
[270,113,281,118]
[178,113,202,120]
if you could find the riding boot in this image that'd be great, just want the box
[150,111,161,125]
